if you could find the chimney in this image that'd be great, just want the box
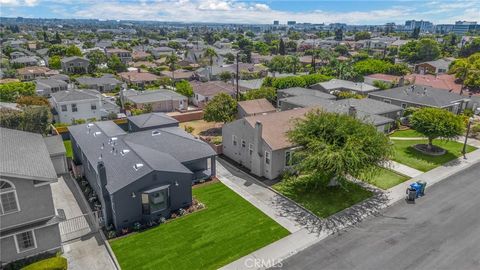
[348,105,357,118]
[398,76,405,87]
[137,68,141,73]
[97,161,108,190]
[97,161,112,226]
[254,121,263,156]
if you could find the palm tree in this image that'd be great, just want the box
[287,54,300,74]
[165,52,179,81]
[203,47,218,80]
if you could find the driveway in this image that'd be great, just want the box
[50,175,116,270]
[279,163,480,270]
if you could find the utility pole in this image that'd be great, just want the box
[236,52,240,101]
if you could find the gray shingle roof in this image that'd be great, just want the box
[124,89,186,104]
[0,128,57,181]
[278,87,336,99]
[335,98,403,115]
[76,76,121,86]
[61,56,89,63]
[43,136,66,156]
[127,113,178,129]
[368,85,466,108]
[51,89,99,102]
[36,78,67,89]
[314,79,378,93]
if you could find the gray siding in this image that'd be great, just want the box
[0,177,56,230]
[111,171,192,229]
[0,224,61,264]
[222,119,291,180]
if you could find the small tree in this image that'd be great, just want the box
[175,80,193,98]
[219,71,233,82]
[49,55,61,69]
[242,87,276,104]
[288,110,393,187]
[410,108,465,151]
[203,93,237,123]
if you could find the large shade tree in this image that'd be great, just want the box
[288,110,393,187]
[410,107,465,151]
[203,93,237,123]
[449,52,480,92]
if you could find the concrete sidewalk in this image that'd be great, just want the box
[216,159,320,234]
[386,148,480,205]
[385,160,423,178]
[50,176,116,270]
[219,148,480,270]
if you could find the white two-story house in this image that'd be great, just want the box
[50,89,120,124]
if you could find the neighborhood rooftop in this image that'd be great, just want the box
[0,127,57,181]
[368,85,467,107]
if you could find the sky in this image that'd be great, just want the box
[0,0,479,25]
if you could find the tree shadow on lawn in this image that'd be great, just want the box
[272,180,389,236]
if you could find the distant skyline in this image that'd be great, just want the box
[0,0,479,25]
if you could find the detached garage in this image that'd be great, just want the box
[44,135,68,175]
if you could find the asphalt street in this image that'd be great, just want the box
[280,163,480,270]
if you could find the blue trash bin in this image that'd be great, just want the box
[410,183,422,198]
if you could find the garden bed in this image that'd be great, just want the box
[413,144,447,156]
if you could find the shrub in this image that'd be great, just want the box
[0,82,36,102]
[22,256,67,270]
[184,125,195,133]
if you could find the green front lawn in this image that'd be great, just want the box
[389,129,424,138]
[110,182,289,270]
[63,140,72,158]
[391,139,477,172]
[273,178,373,218]
[361,167,410,190]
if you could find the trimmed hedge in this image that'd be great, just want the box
[22,256,67,270]
[263,73,332,89]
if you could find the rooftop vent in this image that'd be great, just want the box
[120,149,130,156]
[87,123,94,128]
[152,130,161,136]
[93,131,102,137]
[133,163,144,171]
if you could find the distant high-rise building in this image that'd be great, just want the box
[273,20,279,25]
[405,20,433,32]
[435,24,454,34]
[287,21,296,26]
[453,21,477,35]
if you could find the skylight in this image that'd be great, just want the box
[133,163,144,171]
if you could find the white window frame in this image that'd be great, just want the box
[241,140,246,148]
[0,179,21,216]
[401,103,407,109]
[61,104,67,112]
[265,151,271,165]
[91,104,97,111]
[232,135,238,146]
[248,143,253,155]
[14,229,37,253]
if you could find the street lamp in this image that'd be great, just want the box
[462,117,475,159]
[236,52,240,101]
